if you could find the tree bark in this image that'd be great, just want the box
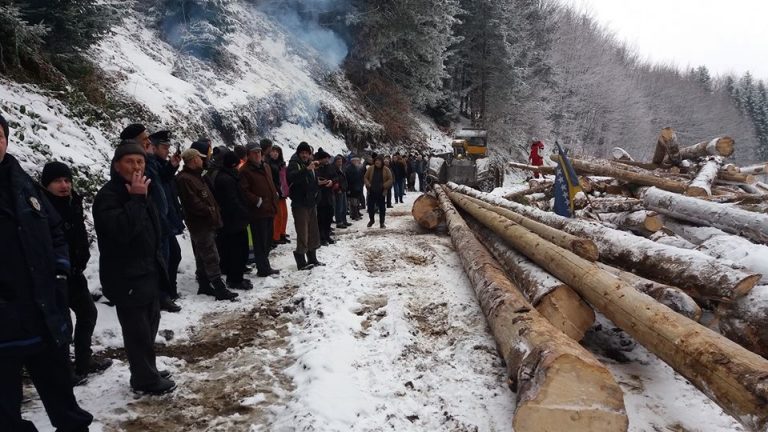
[509,161,555,175]
[594,262,702,321]
[717,285,768,359]
[433,185,628,432]
[737,163,768,176]
[412,194,444,229]
[449,191,599,261]
[555,157,689,194]
[653,127,681,165]
[468,219,595,341]
[643,187,768,244]
[447,184,761,302]
[587,198,644,213]
[504,182,553,201]
[448,190,768,431]
[717,171,756,184]
[676,136,735,160]
[598,210,663,233]
[687,157,723,197]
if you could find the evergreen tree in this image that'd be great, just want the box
[0,2,49,76]
[156,0,236,64]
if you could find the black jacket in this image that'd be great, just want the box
[287,153,319,208]
[316,163,336,207]
[157,157,185,235]
[45,191,91,274]
[213,167,250,233]
[345,164,364,194]
[0,154,71,354]
[267,158,283,198]
[93,171,169,307]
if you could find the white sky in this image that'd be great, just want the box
[560,0,768,80]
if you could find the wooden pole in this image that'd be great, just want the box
[448,191,768,431]
[434,185,628,431]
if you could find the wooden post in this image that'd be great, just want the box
[448,191,768,431]
[434,185,629,431]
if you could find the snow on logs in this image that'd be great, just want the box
[686,157,722,197]
[508,161,555,175]
[433,185,629,431]
[643,187,768,244]
[467,219,596,341]
[553,156,689,194]
[412,194,444,230]
[447,184,761,302]
[597,210,663,234]
[679,136,735,160]
[445,186,768,431]
[717,285,768,359]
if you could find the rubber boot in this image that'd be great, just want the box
[294,252,311,271]
[211,278,239,301]
[307,249,325,267]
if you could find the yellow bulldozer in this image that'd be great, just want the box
[428,128,504,192]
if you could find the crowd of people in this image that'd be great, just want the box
[0,113,431,431]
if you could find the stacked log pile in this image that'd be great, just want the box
[414,130,768,431]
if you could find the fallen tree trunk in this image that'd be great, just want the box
[554,157,689,194]
[587,198,644,213]
[433,185,628,431]
[687,157,722,197]
[447,183,761,302]
[468,219,595,341]
[594,262,702,321]
[504,182,552,201]
[448,191,768,431]
[412,194,444,229]
[450,192,599,261]
[718,285,768,359]
[643,187,768,244]
[677,136,735,160]
[598,210,663,233]
[653,127,681,165]
[738,163,768,176]
[509,161,555,175]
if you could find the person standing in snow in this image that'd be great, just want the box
[0,114,94,430]
[120,124,181,313]
[239,143,281,278]
[176,145,238,302]
[41,162,113,385]
[345,157,365,221]
[269,145,290,245]
[332,155,350,230]
[287,142,324,270]
[391,153,407,204]
[93,140,176,395]
[383,156,393,208]
[314,148,336,245]
[212,150,252,291]
[529,140,545,179]
[364,156,393,229]
[149,130,185,302]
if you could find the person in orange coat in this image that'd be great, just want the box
[529,140,545,179]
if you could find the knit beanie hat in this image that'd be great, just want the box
[112,140,146,162]
[41,161,73,186]
[0,114,8,140]
[120,124,147,141]
[296,141,312,154]
[314,147,331,160]
[191,140,212,158]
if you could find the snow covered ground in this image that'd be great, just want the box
[23,191,744,432]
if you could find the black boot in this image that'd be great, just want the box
[307,250,325,267]
[197,276,216,297]
[294,252,311,271]
[211,278,239,301]
[367,217,374,228]
[281,234,291,244]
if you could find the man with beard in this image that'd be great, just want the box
[364,156,393,228]
[93,140,176,395]
[287,142,324,270]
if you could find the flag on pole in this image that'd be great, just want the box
[552,142,582,218]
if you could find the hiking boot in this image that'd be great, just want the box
[211,278,239,301]
[307,250,325,267]
[256,269,280,278]
[281,235,291,244]
[294,252,312,271]
[197,277,216,297]
[160,296,182,313]
[80,357,112,375]
[380,224,387,229]
[132,377,177,396]
[71,372,88,387]
[367,220,374,228]
[159,370,172,379]
[228,279,253,291]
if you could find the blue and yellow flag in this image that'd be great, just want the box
[552,142,582,218]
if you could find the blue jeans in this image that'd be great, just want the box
[335,193,348,225]
[394,179,405,202]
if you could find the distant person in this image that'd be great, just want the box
[345,157,365,221]
[529,140,545,179]
[287,142,324,270]
[269,145,290,244]
[383,157,393,208]
[333,155,350,229]
[42,161,112,384]
[364,156,393,228]
[0,114,94,429]
[93,140,176,395]
[314,148,336,245]
[392,153,407,203]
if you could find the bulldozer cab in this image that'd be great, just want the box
[454,129,488,159]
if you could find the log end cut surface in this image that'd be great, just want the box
[514,353,629,432]
[536,285,596,341]
[412,194,444,229]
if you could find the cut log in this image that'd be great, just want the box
[687,157,722,197]
[677,136,735,160]
[447,183,761,302]
[723,163,740,173]
[451,192,599,261]
[553,157,689,194]
[468,219,595,341]
[508,161,555,175]
[412,194,444,229]
[504,182,553,201]
[643,187,768,244]
[587,198,644,213]
[756,182,768,194]
[738,163,768,176]
[448,190,768,431]
[433,185,628,431]
[718,171,756,184]
[653,127,681,165]
[718,285,768,359]
[594,262,702,321]
[598,210,663,233]
[611,147,634,161]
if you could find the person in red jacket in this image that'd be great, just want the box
[529,140,545,178]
